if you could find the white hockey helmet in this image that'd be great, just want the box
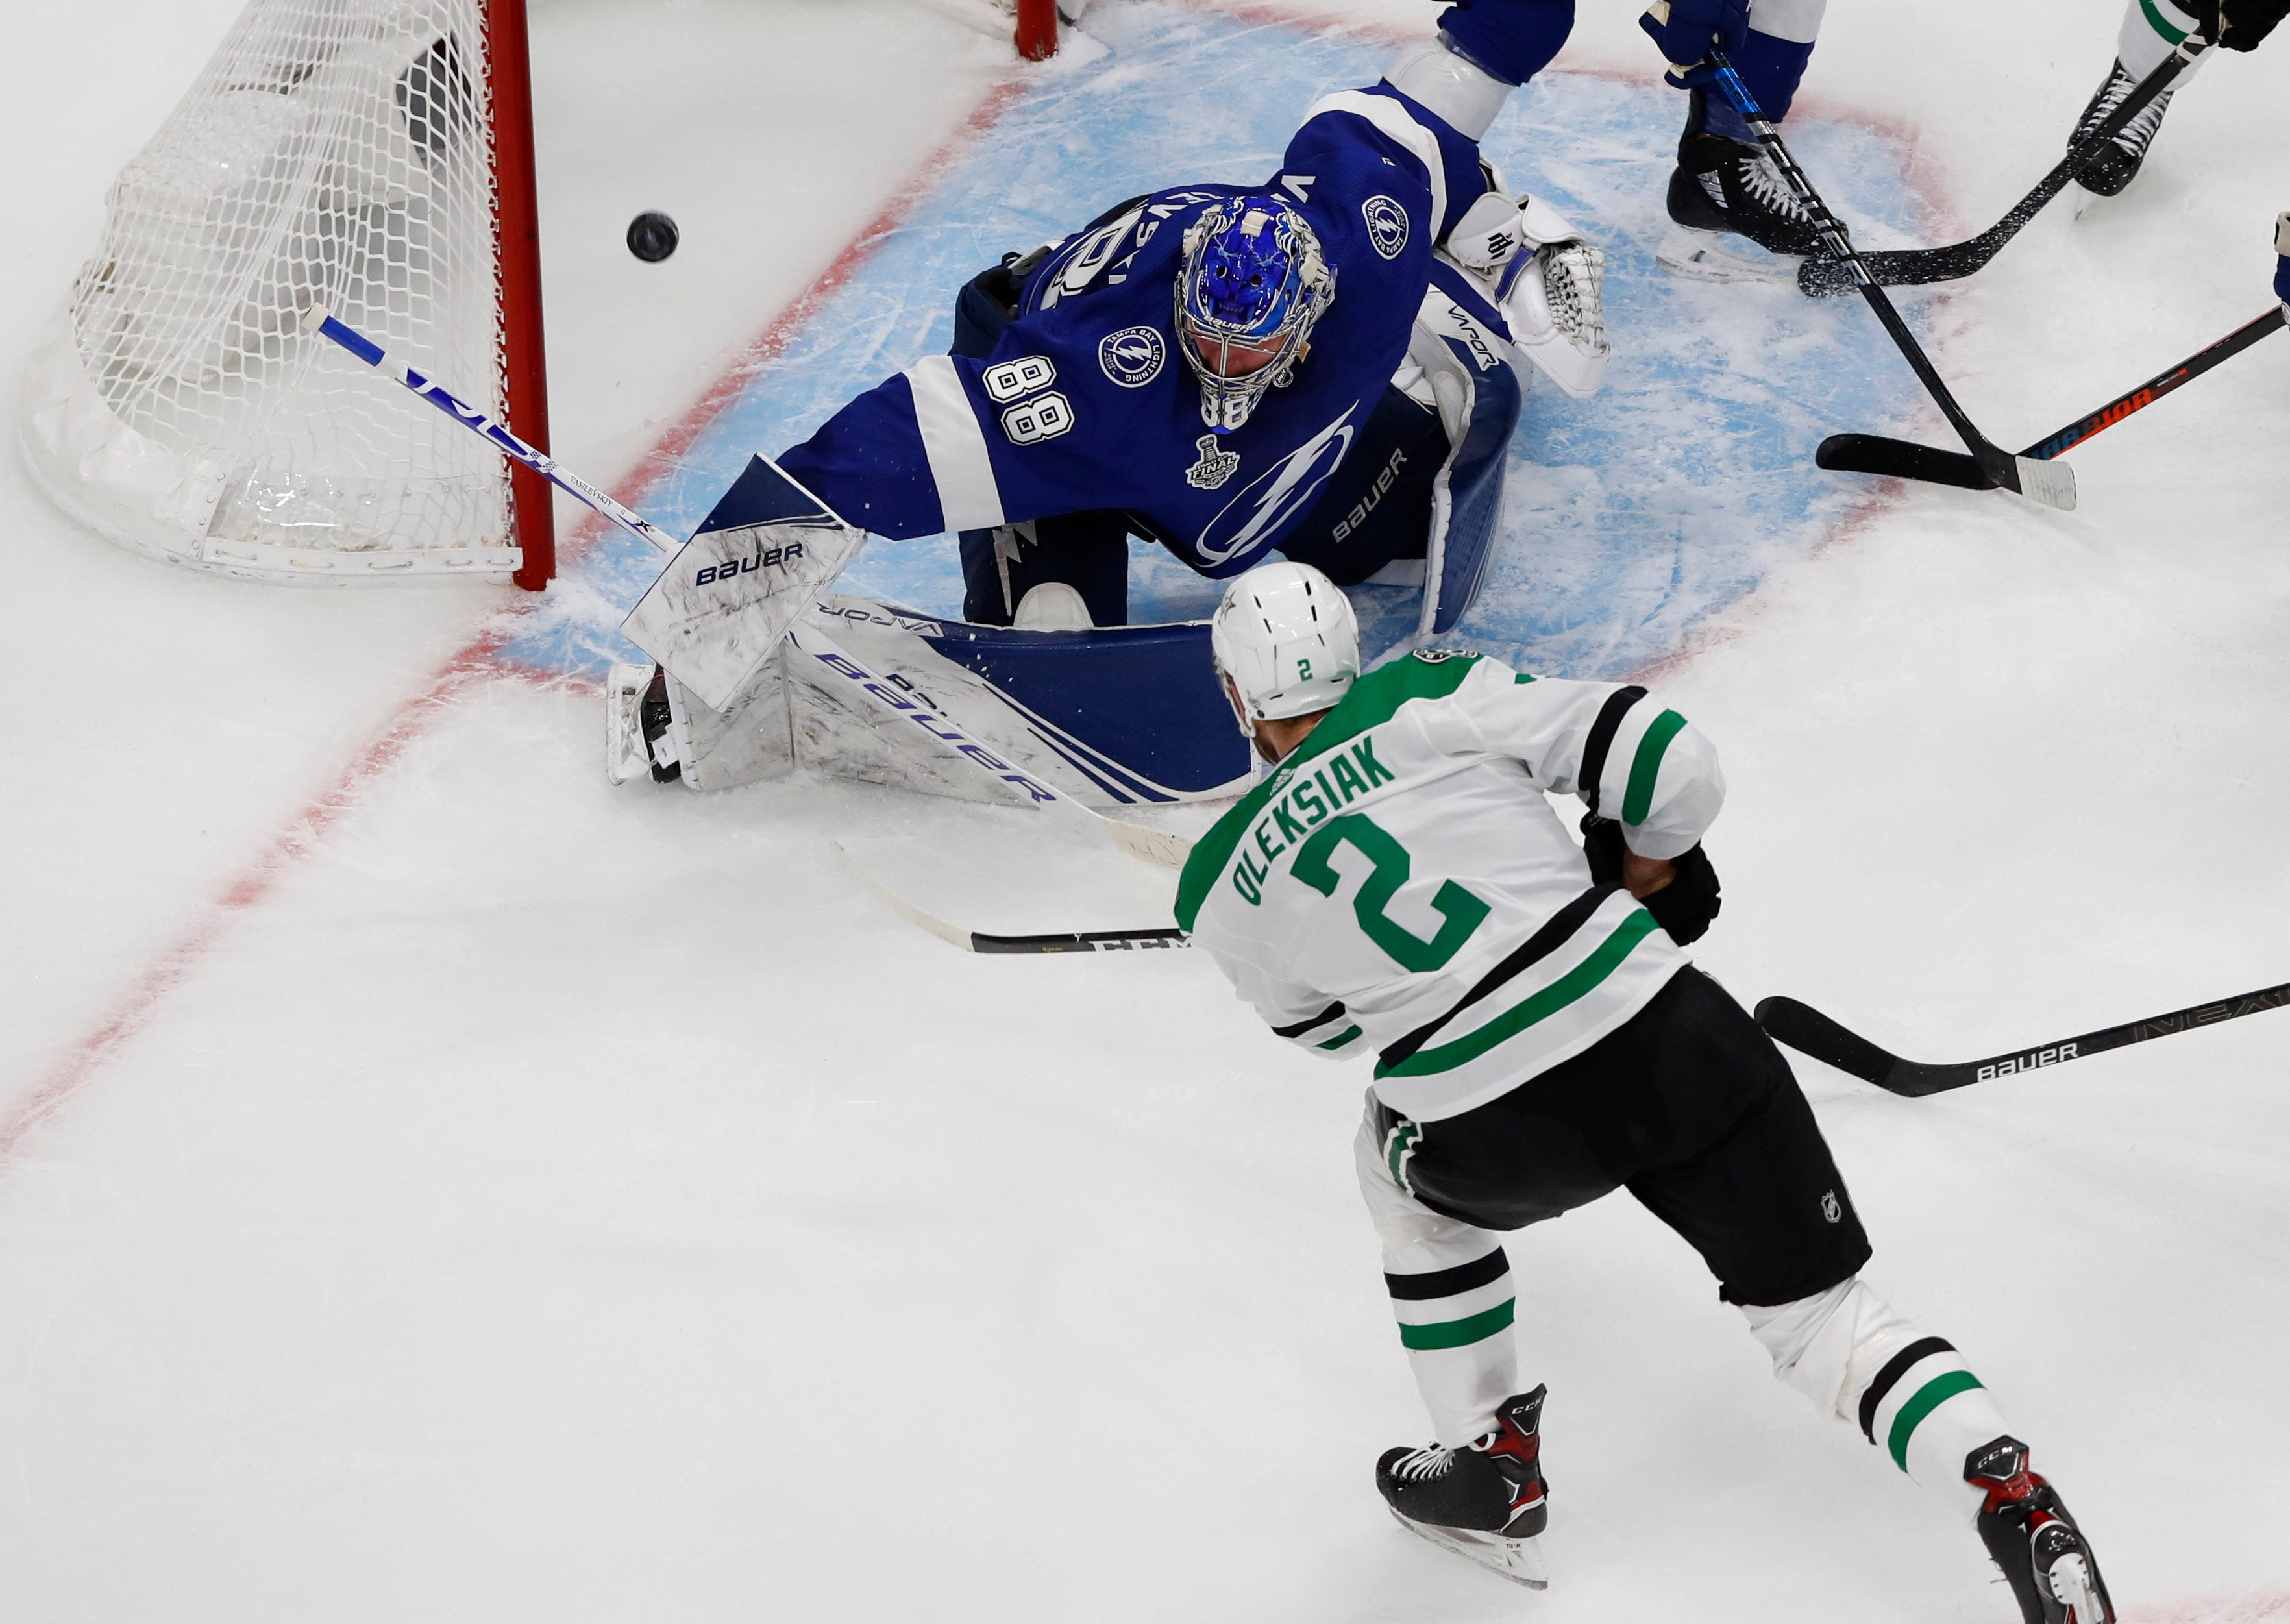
[1209,561,1360,738]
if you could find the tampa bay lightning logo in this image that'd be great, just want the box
[1098,325,1166,388]
[1196,404,1359,564]
[1362,195,1409,261]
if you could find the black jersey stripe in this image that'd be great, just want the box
[1579,685,1647,818]
[1273,1000,1348,1039]
[1378,882,1620,1070]
[1385,1246,1510,1302]
[1858,1336,1958,1443]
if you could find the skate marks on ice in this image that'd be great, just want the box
[503,0,1937,689]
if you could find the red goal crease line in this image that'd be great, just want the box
[0,72,1037,1164]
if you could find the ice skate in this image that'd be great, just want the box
[605,663,682,786]
[2067,58,2178,201]
[1658,91,1820,285]
[1376,1386,1549,1589]
[1967,1436,2115,1624]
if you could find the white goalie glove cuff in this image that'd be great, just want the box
[1442,191,1613,399]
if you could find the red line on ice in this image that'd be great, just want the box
[0,73,1033,1163]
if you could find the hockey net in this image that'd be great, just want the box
[20,0,550,585]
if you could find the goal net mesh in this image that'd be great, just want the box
[21,0,519,580]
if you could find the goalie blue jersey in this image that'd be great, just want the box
[774,82,1487,578]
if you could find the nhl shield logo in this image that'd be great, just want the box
[1186,434,1241,491]
[1362,195,1409,261]
[1098,325,1166,388]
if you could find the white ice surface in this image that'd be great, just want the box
[1,1,2284,1619]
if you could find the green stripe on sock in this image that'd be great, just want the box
[2139,0,2189,44]
[1621,710,1688,825]
[1887,1370,1984,1470]
[1399,1298,1514,1351]
[1316,1024,1363,1050]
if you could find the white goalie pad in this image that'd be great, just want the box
[619,454,865,713]
[621,596,1253,812]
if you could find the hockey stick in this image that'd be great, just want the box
[1755,980,2290,1097]
[1706,56,2076,511]
[1816,304,2287,490]
[1797,40,2211,299]
[831,843,1188,953]
[301,304,1195,880]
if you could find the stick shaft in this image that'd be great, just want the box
[303,305,678,558]
[2025,306,2286,459]
[1708,58,2003,471]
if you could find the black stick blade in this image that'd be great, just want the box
[1756,996,1921,1092]
[972,928,1190,954]
[1817,433,1995,491]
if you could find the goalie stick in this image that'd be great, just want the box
[1797,40,2211,299]
[1755,980,2290,1097]
[1816,304,2287,491]
[831,843,1188,954]
[302,304,1196,888]
[1706,55,2076,511]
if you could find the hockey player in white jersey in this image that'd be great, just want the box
[1176,561,2115,1621]
[2061,0,2285,199]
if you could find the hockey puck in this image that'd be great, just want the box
[626,212,679,263]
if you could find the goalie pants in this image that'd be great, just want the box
[947,256,1447,626]
[1358,965,2017,1522]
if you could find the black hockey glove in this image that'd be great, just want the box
[2194,0,2289,49]
[1580,813,1626,887]
[1642,843,1722,946]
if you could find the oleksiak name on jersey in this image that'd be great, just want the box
[1176,652,1727,1123]
[772,81,1488,578]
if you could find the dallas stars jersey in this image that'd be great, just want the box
[1174,652,1726,1123]
[773,80,1487,577]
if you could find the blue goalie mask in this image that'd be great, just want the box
[1175,195,1336,433]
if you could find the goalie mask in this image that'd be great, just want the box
[1176,195,1336,434]
[1210,561,1359,756]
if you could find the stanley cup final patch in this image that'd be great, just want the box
[1362,195,1409,260]
[1185,434,1242,490]
[1099,325,1166,387]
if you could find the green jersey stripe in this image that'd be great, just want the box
[1397,1297,1515,1351]
[1378,909,1662,1079]
[1622,709,1689,826]
[1317,1024,1365,1050]
[2139,0,2189,44]
[1174,654,1483,931]
[1887,1370,1986,1470]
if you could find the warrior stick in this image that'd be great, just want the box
[1705,55,2076,511]
[1797,40,2211,299]
[1756,981,2290,1097]
[1817,304,2286,490]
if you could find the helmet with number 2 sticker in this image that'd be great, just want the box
[1210,561,1359,745]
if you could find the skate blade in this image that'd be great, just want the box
[1386,1505,1549,1590]
[1655,225,1803,286]
[604,662,654,786]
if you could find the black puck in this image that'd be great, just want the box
[626,212,679,263]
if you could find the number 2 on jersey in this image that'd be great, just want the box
[1291,812,1490,973]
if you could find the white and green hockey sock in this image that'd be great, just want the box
[2120,0,2202,78]
[1746,1277,2015,1521]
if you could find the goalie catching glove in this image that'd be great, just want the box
[1441,186,1612,399]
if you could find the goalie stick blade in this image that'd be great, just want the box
[1816,434,1993,491]
[831,843,1190,955]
